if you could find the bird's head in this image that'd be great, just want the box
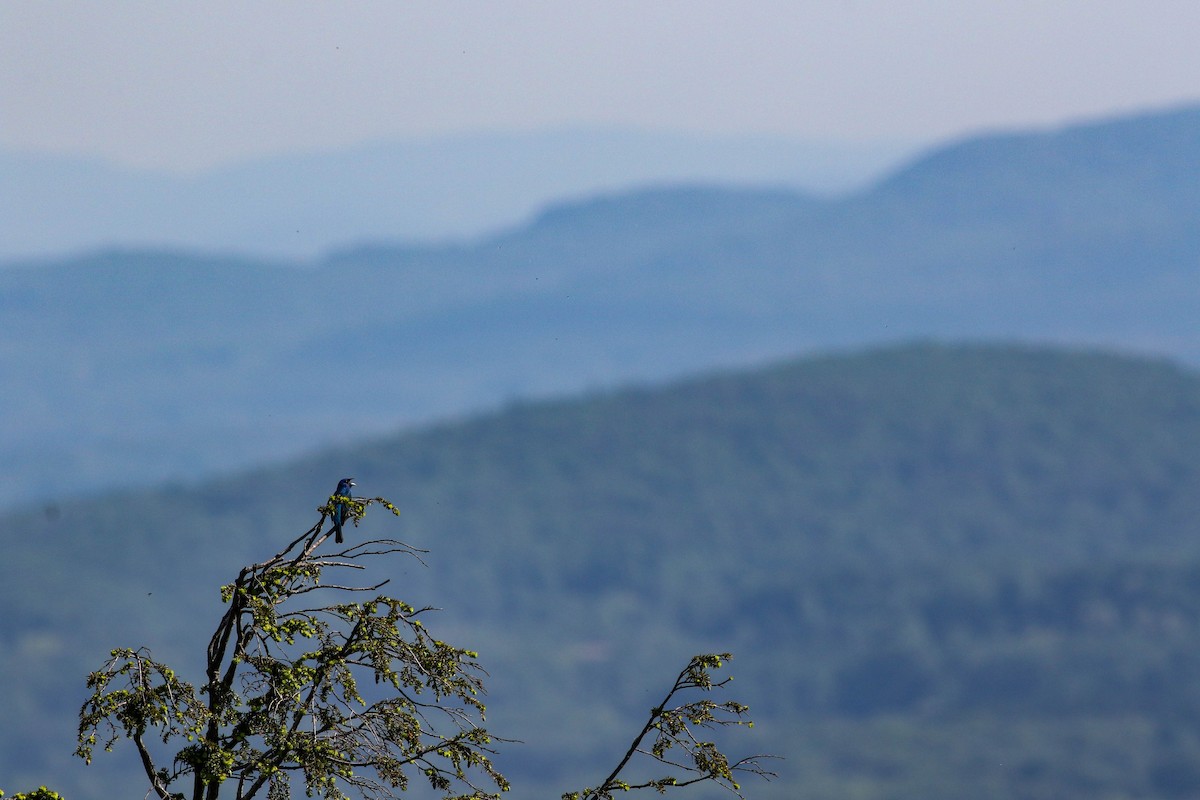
[337,477,356,493]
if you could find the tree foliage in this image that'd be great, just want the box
[564,654,775,800]
[75,489,768,800]
[0,789,66,800]
[77,493,508,800]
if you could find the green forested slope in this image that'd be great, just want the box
[5,343,1200,798]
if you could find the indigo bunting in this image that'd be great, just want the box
[331,477,355,544]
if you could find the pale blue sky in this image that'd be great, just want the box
[3,1,1199,171]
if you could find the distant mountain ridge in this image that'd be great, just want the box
[2,104,1198,508]
[0,128,914,262]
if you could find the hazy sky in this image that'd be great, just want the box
[3,1,1199,172]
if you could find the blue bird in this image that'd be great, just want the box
[331,477,356,544]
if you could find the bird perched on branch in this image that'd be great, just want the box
[331,477,356,544]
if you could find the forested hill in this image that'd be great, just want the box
[3,104,1200,508]
[7,343,1200,798]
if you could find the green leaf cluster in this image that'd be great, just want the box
[0,789,67,800]
[564,654,773,800]
[75,497,511,800]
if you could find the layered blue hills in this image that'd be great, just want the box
[1,104,1197,508]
